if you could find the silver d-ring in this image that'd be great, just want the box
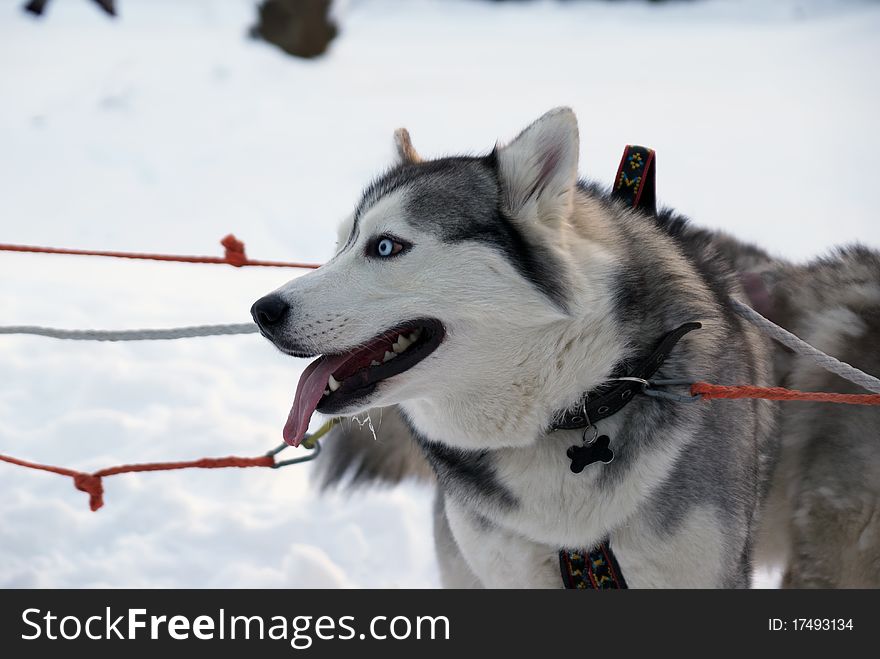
[607,376,650,387]
[582,424,599,446]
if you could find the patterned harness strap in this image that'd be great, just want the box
[557,144,656,590]
[612,144,657,215]
[559,543,628,589]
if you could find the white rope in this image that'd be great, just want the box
[3,300,879,395]
[0,323,258,341]
[730,298,880,394]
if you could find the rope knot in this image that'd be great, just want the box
[73,473,104,511]
[221,234,248,267]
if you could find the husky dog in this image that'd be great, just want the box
[253,108,779,588]
[312,232,880,590]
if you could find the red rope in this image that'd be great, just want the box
[0,234,321,269]
[0,452,275,512]
[691,382,880,405]
[3,384,879,513]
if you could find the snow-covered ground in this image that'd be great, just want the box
[0,0,878,588]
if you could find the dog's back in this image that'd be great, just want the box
[755,246,880,587]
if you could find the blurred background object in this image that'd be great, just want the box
[24,0,115,17]
[251,0,337,58]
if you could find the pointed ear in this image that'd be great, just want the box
[496,107,579,222]
[393,127,422,164]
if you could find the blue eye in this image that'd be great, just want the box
[369,235,408,258]
[377,238,394,257]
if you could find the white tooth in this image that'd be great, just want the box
[328,374,341,392]
[409,331,420,342]
[395,335,412,352]
[324,389,330,395]
[383,350,396,362]
[370,360,381,367]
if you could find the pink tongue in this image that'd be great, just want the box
[283,354,349,446]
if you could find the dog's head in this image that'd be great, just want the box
[254,108,594,447]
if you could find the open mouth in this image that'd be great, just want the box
[283,318,445,446]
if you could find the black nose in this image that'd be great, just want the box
[251,294,289,331]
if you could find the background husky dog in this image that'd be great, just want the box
[751,247,880,587]
[253,108,779,588]
[628,227,880,587]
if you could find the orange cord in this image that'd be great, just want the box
[5,384,879,513]
[0,453,275,512]
[0,234,321,269]
[691,382,880,406]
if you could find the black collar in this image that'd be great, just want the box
[549,322,702,431]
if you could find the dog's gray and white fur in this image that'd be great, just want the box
[750,247,880,587]
[311,128,880,588]
[260,108,787,587]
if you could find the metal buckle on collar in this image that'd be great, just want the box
[607,376,700,403]
[606,376,650,387]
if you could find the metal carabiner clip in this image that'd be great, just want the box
[266,418,337,468]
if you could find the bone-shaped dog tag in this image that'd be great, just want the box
[567,435,614,473]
